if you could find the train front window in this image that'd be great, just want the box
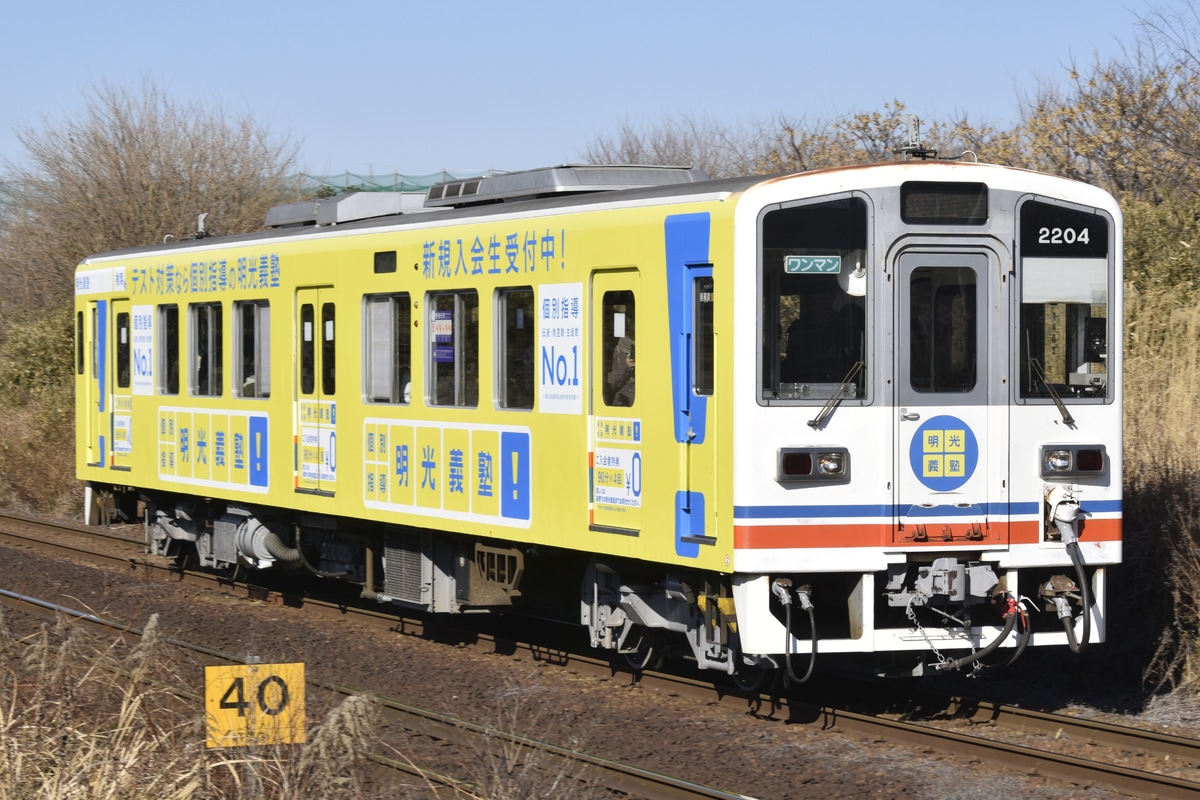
[909,267,977,393]
[1018,201,1111,399]
[759,196,867,403]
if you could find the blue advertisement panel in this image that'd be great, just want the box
[501,431,531,521]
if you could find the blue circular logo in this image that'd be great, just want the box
[908,415,978,491]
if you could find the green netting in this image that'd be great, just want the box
[300,170,496,193]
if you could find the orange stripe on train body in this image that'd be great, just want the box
[733,517,1122,550]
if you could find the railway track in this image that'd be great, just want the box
[0,576,745,800]
[3,512,1199,799]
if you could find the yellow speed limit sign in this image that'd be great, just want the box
[205,662,306,748]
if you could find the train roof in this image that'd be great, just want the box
[76,160,1108,265]
[79,165,761,262]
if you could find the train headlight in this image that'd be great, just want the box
[777,447,850,484]
[1040,445,1107,478]
[817,452,845,475]
[1044,449,1072,472]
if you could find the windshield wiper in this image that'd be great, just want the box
[808,361,864,429]
[1029,358,1075,426]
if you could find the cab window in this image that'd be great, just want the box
[759,196,867,403]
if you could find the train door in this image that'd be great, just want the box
[895,250,1009,547]
[589,271,642,533]
[670,264,718,560]
[295,287,337,495]
[84,299,107,466]
[109,299,133,469]
[84,297,133,469]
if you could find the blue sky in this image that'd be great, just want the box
[0,1,1165,178]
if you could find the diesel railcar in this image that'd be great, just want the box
[76,155,1121,680]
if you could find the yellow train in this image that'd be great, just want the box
[77,158,1122,681]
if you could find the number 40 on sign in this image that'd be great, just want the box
[205,662,306,748]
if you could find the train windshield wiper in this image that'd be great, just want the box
[808,361,864,429]
[1029,358,1075,426]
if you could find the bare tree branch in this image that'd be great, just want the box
[0,76,301,313]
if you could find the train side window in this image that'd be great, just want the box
[603,291,636,407]
[157,305,179,395]
[364,293,411,404]
[76,311,85,375]
[300,303,315,395]
[115,311,130,389]
[91,308,99,380]
[235,300,271,398]
[498,287,534,409]
[759,196,867,403]
[694,277,714,396]
[321,302,336,396]
[190,303,223,397]
[428,290,479,407]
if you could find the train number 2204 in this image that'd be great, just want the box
[1038,226,1091,245]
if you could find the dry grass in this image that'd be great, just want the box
[457,677,605,800]
[0,608,602,799]
[0,610,425,800]
[1123,287,1200,690]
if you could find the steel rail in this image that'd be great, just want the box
[813,704,1200,799]
[0,579,747,800]
[4,512,1200,797]
[944,694,1200,767]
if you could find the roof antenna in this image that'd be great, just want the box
[894,114,938,160]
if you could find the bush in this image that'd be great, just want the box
[0,305,76,515]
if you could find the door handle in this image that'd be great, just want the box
[901,410,921,421]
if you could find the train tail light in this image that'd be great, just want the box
[777,448,849,483]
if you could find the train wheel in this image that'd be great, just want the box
[216,561,243,586]
[620,626,664,672]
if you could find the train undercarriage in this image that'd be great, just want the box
[87,482,1097,683]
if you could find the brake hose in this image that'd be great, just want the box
[1063,541,1091,654]
[962,595,1032,674]
[935,605,1018,672]
[782,591,817,686]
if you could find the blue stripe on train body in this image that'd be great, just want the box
[665,213,712,557]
